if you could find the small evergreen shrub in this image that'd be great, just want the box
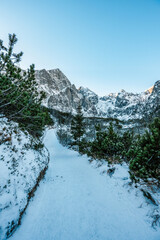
[128,118,160,181]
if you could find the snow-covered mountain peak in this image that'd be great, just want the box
[35,69,160,123]
[78,86,98,98]
[120,89,126,93]
[145,86,154,94]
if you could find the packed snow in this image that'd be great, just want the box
[9,129,160,240]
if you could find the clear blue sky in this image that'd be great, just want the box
[0,0,160,95]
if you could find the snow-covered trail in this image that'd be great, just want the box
[10,129,160,240]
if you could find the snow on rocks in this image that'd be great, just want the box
[35,68,160,125]
[0,118,49,240]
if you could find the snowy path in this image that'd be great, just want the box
[10,129,160,240]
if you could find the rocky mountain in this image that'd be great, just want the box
[36,69,160,123]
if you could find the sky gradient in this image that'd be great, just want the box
[0,0,160,96]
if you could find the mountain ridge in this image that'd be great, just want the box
[35,68,160,123]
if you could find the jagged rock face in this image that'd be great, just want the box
[143,81,160,120]
[36,69,160,122]
[36,69,80,113]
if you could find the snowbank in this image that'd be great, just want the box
[0,119,49,240]
[89,159,160,228]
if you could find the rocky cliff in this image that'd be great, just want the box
[36,69,160,123]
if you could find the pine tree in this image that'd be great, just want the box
[129,117,160,180]
[121,130,134,158]
[90,122,124,159]
[71,103,85,145]
[0,34,52,136]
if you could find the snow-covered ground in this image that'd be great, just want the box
[10,129,160,240]
[0,119,49,240]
